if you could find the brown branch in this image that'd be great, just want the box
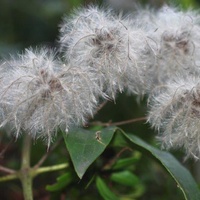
[90,116,147,127]
[95,101,108,113]
[0,138,15,159]
[33,137,63,169]
[103,147,133,170]
[0,165,16,174]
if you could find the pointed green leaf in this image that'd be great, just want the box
[46,172,73,192]
[96,176,120,200]
[112,152,141,170]
[63,127,116,179]
[117,130,200,200]
[111,171,139,187]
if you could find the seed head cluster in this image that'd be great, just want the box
[2,5,200,158]
[144,7,200,159]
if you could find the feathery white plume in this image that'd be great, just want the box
[0,48,98,145]
[148,75,200,160]
[59,6,148,98]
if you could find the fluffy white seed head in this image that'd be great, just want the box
[131,6,200,94]
[148,75,200,160]
[59,6,148,99]
[154,6,200,67]
[0,48,98,145]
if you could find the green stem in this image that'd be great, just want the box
[19,134,33,200]
[34,163,69,176]
[0,163,69,182]
[0,135,69,198]
[0,173,19,182]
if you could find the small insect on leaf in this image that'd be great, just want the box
[95,131,106,146]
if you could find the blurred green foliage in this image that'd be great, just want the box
[0,0,85,56]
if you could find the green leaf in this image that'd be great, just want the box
[63,127,116,179]
[112,152,141,170]
[96,176,120,200]
[63,126,200,199]
[68,0,83,7]
[175,0,197,9]
[46,172,73,192]
[117,130,200,200]
[111,171,139,187]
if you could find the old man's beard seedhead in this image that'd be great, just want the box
[0,48,98,145]
[59,6,148,99]
[131,6,200,96]
[148,75,200,160]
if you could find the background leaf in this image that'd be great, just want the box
[96,176,120,200]
[112,153,141,170]
[46,172,73,192]
[110,171,139,187]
